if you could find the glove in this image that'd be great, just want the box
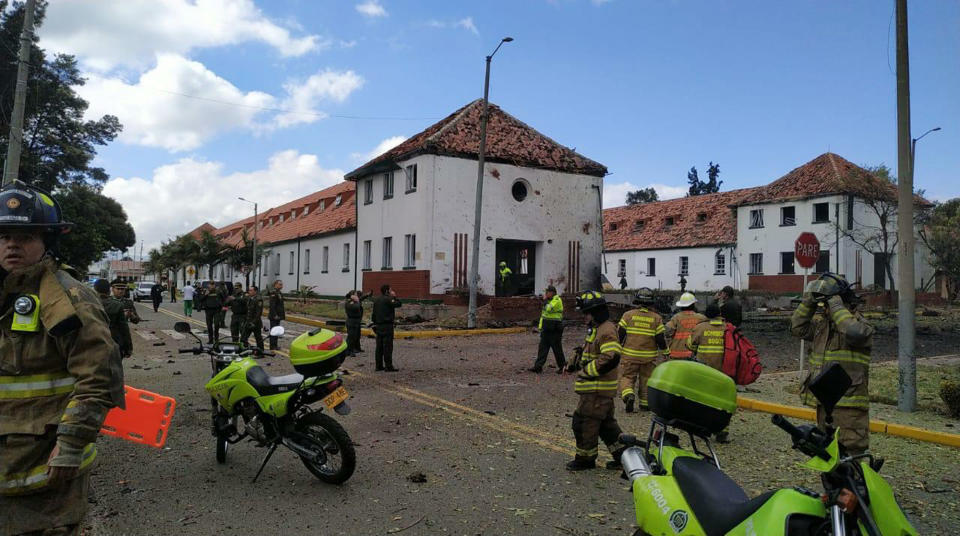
[566,361,581,373]
[826,295,845,311]
[47,440,85,487]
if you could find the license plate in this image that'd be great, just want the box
[322,386,349,409]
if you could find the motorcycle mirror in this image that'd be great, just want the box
[173,322,191,333]
[807,362,853,417]
[269,326,285,337]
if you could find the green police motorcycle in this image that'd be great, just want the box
[174,322,356,484]
[619,360,917,535]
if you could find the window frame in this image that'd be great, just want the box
[275,253,280,276]
[363,180,373,205]
[404,164,418,193]
[403,234,416,269]
[678,256,689,276]
[646,258,656,277]
[780,206,796,227]
[382,236,393,270]
[779,251,796,275]
[288,251,294,275]
[362,240,372,270]
[321,246,329,274]
[814,250,831,274]
[749,253,763,275]
[342,243,350,272]
[813,202,830,224]
[383,171,394,200]
[714,251,726,275]
[749,208,764,229]
[303,249,310,274]
[617,259,626,277]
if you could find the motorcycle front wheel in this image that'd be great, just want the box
[211,398,230,464]
[295,411,356,484]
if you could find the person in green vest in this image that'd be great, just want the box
[497,261,513,297]
[529,285,566,373]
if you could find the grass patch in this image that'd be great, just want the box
[869,364,960,413]
[284,301,357,321]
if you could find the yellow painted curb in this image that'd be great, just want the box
[737,396,960,448]
[282,313,527,338]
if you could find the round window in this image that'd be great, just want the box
[511,179,528,202]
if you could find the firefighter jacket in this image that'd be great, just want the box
[100,294,132,358]
[538,295,564,331]
[268,288,285,321]
[791,296,874,409]
[575,320,622,397]
[686,318,726,370]
[665,310,707,359]
[0,257,124,496]
[617,307,669,363]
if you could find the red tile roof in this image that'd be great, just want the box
[735,153,900,206]
[187,222,216,239]
[604,188,762,252]
[345,99,607,180]
[215,182,356,246]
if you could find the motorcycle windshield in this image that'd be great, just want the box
[802,430,839,473]
[859,462,918,535]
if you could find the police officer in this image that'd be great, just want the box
[267,280,285,350]
[664,292,707,359]
[111,279,141,326]
[529,285,565,373]
[716,285,743,328]
[372,284,402,372]
[791,273,874,455]
[215,282,228,328]
[150,280,163,312]
[564,291,627,471]
[198,281,224,344]
[94,279,132,359]
[242,285,265,350]
[0,182,124,535]
[617,288,670,412]
[686,302,730,443]
[497,261,512,297]
[344,290,372,356]
[228,283,247,344]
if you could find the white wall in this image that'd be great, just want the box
[609,247,737,291]
[255,231,356,296]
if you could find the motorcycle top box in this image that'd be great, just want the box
[289,327,348,376]
[647,360,737,435]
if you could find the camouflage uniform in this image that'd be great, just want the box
[792,295,874,455]
[100,294,132,359]
[242,292,265,350]
[1,257,125,535]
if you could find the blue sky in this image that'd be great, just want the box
[37,0,960,250]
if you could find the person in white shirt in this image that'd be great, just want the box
[182,281,196,317]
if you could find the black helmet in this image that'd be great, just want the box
[633,287,656,305]
[575,290,606,312]
[0,181,72,234]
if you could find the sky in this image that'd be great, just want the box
[35,0,960,254]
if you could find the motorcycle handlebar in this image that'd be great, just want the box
[771,414,804,442]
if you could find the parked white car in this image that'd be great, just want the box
[133,282,154,301]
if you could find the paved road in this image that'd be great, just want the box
[82,301,959,535]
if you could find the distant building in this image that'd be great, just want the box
[603,153,935,293]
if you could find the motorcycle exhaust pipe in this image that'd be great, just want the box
[282,436,322,460]
[621,447,652,483]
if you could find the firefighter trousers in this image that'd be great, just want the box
[817,405,869,455]
[618,359,654,406]
[571,394,625,463]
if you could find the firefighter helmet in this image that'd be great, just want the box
[575,290,606,312]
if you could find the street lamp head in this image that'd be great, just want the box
[932,127,942,132]
[502,37,514,43]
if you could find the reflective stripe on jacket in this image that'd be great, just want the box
[538,295,564,330]
[0,443,97,496]
[686,318,726,369]
[618,307,666,363]
[665,311,707,359]
[575,321,621,396]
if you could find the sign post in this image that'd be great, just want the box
[794,233,821,379]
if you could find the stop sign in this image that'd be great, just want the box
[794,232,821,269]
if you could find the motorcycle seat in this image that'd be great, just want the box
[246,366,304,395]
[673,456,776,536]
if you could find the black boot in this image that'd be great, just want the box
[624,394,636,413]
[605,448,626,470]
[565,458,596,471]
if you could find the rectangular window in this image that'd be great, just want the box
[275,253,280,275]
[289,251,294,275]
[263,254,269,275]
[813,202,830,223]
[304,249,310,274]
[364,180,373,205]
[749,209,764,229]
[715,252,726,275]
[618,259,626,277]
[362,240,372,270]
[665,216,675,227]
[322,246,329,273]
[383,172,394,199]
[647,258,656,277]
[815,251,831,273]
[335,193,342,206]
[342,243,350,271]
[846,196,854,230]
[404,234,416,268]
[780,252,795,274]
[749,253,763,275]
[679,256,689,276]
[780,206,796,226]
[382,237,393,269]
[405,164,418,193]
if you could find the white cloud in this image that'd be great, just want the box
[456,17,479,35]
[355,1,388,18]
[103,150,345,251]
[77,55,364,151]
[351,136,407,162]
[273,70,365,128]
[39,0,322,71]
[426,17,479,35]
[603,181,687,208]
[591,0,613,5]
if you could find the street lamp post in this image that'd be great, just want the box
[238,197,258,287]
[467,36,513,329]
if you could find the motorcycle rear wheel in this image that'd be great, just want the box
[295,411,356,484]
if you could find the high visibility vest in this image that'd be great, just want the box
[538,295,564,330]
[499,267,512,283]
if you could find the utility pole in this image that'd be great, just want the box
[3,0,37,186]
[467,37,512,329]
[895,0,916,412]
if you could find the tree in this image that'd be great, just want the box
[920,198,960,301]
[57,183,135,271]
[223,228,267,286]
[193,230,228,280]
[625,187,659,205]
[687,162,722,196]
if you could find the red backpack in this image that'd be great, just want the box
[722,323,762,385]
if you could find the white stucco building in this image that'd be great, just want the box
[603,153,935,293]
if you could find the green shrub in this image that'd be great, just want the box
[940,380,960,418]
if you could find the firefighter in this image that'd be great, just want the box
[0,182,125,535]
[791,273,873,455]
[529,285,566,373]
[686,302,730,443]
[564,291,627,471]
[617,288,670,412]
[664,292,707,359]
